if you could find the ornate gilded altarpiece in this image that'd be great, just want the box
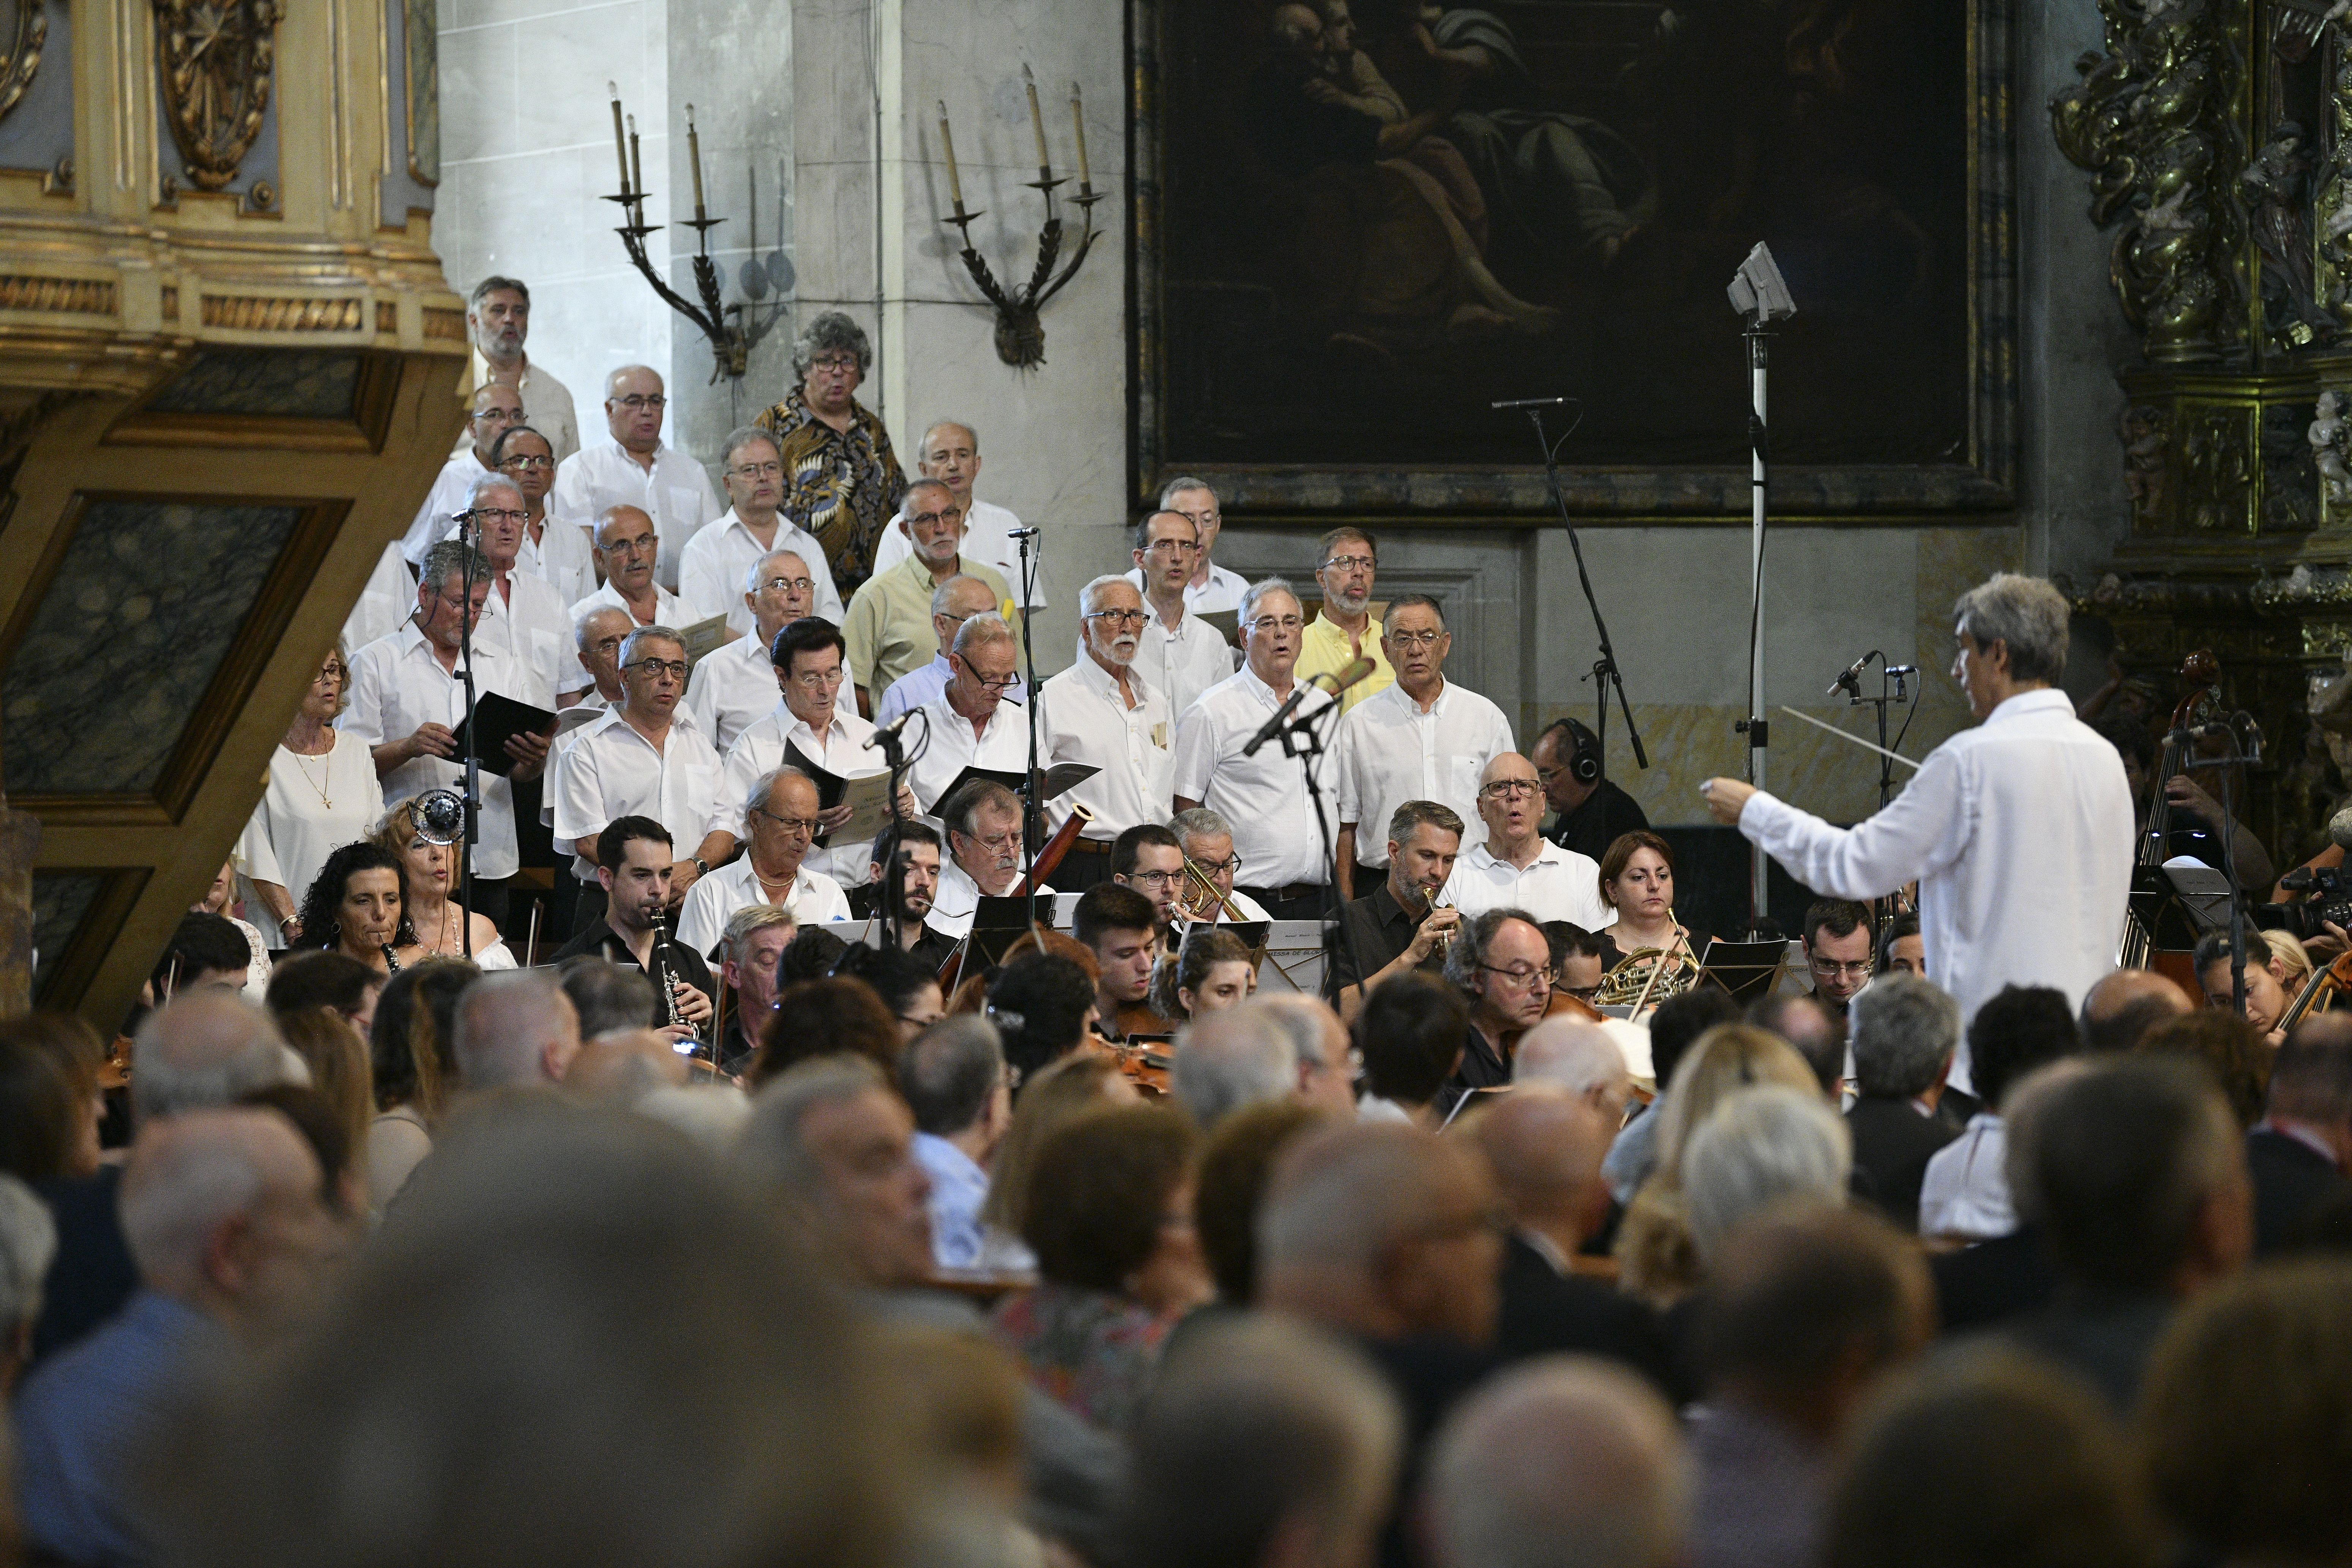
[2053,0,2352,859]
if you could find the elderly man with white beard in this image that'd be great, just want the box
[1042,575,1176,890]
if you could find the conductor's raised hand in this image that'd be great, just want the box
[1701,777,1756,826]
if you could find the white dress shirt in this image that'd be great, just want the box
[1136,603,1235,721]
[1445,839,1611,929]
[458,351,580,462]
[1124,561,1249,616]
[675,507,845,634]
[1170,667,1338,889]
[682,631,784,753]
[340,621,532,879]
[874,498,1047,607]
[475,570,572,708]
[930,857,1054,939]
[400,450,490,565]
[516,510,597,609]
[341,541,417,657]
[1916,1113,2012,1239]
[233,733,387,945]
[1042,655,1174,841]
[674,855,851,956]
[1734,688,2133,1093]
[907,692,1032,815]
[562,579,686,698]
[548,707,725,879]
[717,703,887,887]
[1334,680,1514,868]
[549,438,723,592]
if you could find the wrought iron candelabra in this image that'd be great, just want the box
[602,87,787,382]
[937,68,1103,368]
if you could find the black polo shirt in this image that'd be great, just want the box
[1325,880,1446,1001]
[1545,778,1651,866]
[550,921,717,1015]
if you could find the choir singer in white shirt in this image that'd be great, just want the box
[1702,573,2133,1092]
[675,766,851,955]
[677,428,843,634]
[905,613,1031,813]
[681,547,818,751]
[1041,576,1176,889]
[549,365,722,592]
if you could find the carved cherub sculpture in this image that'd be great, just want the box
[2312,390,2352,505]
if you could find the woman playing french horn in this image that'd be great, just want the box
[1593,830,1709,1006]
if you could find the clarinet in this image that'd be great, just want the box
[381,943,402,975]
[650,915,700,1048]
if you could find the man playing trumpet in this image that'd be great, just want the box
[1326,801,1465,1023]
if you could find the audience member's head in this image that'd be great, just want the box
[2135,1009,2270,1128]
[451,969,582,1092]
[272,1008,373,1176]
[896,1016,1011,1163]
[1645,986,1741,1093]
[158,1106,893,1568]
[1194,1099,1326,1303]
[0,1173,56,1385]
[131,989,300,1126]
[1258,1122,1501,1347]
[241,1083,365,1222]
[2078,966,2192,1056]
[2140,1258,2352,1566]
[555,955,658,1039]
[1748,993,1844,1097]
[150,910,255,994]
[737,1056,933,1288]
[1174,1002,1296,1128]
[756,977,904,1083]
[1847,972,1959,1101]
[977,1053,1135,1242]
[2030,1057,2252,1296]
[831,946,946,1042]
[0,1031,96,1184]
[264,950,383,1036]
[1513,1016,1633,1126]
[1356,974,1468,1119]
[1998,1057,2099,1228]
[1824,1350,2158,1568]
[1429,1357,1686,1568]
[1023,1105,1208,1314]
[984,953,1098,1090]
[1256,995,1357,1117]
[1680,1086,1854,1263]
[1694,1206,1933,1443]
[2262,1014,2352,1174]
[119,1106,340,1329]
[1968,984,2079,1111]
[370,958,478,1117]
[1121,1316,1402,1568]
[1464,1090,1615,1258]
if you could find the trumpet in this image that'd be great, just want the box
[1425,883,1457,956]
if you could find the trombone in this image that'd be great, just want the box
[1178,854,1250,925]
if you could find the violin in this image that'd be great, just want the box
[2275,944,2352,1035]
[1543,988,1607,1022]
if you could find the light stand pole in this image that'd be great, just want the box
[1728,243,1797,938]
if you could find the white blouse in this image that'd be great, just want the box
[234,733,387,945]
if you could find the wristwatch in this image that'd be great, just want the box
[693,858,708,874]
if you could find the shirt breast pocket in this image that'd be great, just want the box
[664,485,703,532]
[1449,755,1485,807]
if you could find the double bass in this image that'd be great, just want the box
[2121,649,2222,993]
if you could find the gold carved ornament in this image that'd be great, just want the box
[0,0,46,126]
[153,0,284,191]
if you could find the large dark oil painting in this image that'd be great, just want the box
[1134,0,2014,514]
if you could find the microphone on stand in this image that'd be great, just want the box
[1241,657,1378,757]
[1005,525,1041,540]
[1826,651,1876,697]
[1489,396,1573,409]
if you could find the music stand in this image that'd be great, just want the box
[1694,935,1792,1005]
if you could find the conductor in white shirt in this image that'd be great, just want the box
[549,365,722,592]
[1171,579,1338,922]
[1445,752,1612,929]
[681,547,817,752]
[677,427,844,635]
[1332,592,1513,900]
[1042,575,1176,888]
[906,613,1030,813]
[868,420,1046,615]
[1703,572,2134,1092]
[675,766,851,956]
[873,575,1017,729]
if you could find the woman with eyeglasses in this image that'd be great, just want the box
[369,800,517,967]
[236,645,386,946]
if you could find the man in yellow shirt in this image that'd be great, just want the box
[1296,525,1394,713]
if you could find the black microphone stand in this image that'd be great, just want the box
[1513,403,1648,776]
[866,713,922,956]
[2176,718,2261,1015]
[1015,530,1045,931]
[454,514,484,958]
[1275,694,1369,1004]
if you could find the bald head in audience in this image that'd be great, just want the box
[452,970,583,1090]
[1257,1122,1501,1347]
[1463,1090,1616,1261]
[1256,994,1359,1117]
[2080,967,2193,1055]
[1513,1018,1634,1127]
[131,990,303,1125]
[120,1107,341,1329]
[1430,1357,1687,1568]
[1174,1003,1298,1129]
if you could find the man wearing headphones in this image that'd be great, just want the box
[1531,716,1651,865]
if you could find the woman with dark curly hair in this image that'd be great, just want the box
[989,1103,1209,1432]
[294,842,426,975]
[985,954,1100,1095]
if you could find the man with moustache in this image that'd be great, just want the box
[1328,801,1466,1024]
[682,548,819,751]
[1172,579,1337,922]
[1168,808,1276,925]
[1042,575,1176,890]
[1295,526,1394,715]
[865,820,959,971]
[1332,593,1512,900]
[1446,753,1612,929]
[929,779,1053,939]
[551,364,722,593]
[456,275,578,461]
[1131,509,1236,721]
[677,427,844,635]
[867,420,1046,615]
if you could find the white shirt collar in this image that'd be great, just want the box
[1468,836,1561,873]
[1985,688,2075,725]
[1073,650,1140,703]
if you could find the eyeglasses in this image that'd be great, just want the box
[1193,854,1243,877]
[790,666,846,691]
[602,535,656,558]
[1143,538,1200,555]
[313,666,346,685]
[751,806,821,835]
[613,394,667,411]
[498,454,554,470]
[963,669,1022,692]
[730,460,783,480]
[760,576,815,596]
[626,658,689,680]
[1478,963,1551,990]
[809,353,860,374]
[1388,628,1444,650]
[962,827,1021,855]
[1123,869,1182,888]
[1481,779,1542,800]
[1248,615,1305,632]
[1320,554,1376,573]
[469,507,526,525]
[1810,958,1873,978]
[907,507,964,529]
[1085,609,1149,628]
